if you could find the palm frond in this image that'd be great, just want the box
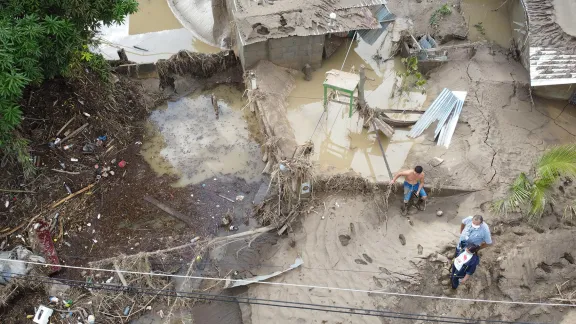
[527,177,555,222]
[492,173,532,215]
[537,144,576,181]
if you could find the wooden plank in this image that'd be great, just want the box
[143,196,191,225]
[373,118,395,138]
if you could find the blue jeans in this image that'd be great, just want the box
[403,181,427,203]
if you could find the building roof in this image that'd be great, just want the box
[231,0,385,45]
[523,0,576,86]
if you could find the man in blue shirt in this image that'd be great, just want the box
[451,242,480,289]
[456,215,492,256]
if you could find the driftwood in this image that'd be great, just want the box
[143,196,192,225]
[373,118,395,138]
[56,116,76,137]
[378,115,417,128]
[51,169,81,175]
[51,183,95,208]
[61,123,89,143]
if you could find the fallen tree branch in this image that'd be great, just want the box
[51,169,81,175]
[51,183,95,208]
[143,196,192,225]
[0,189,36,193]
[56,116,76,136]
[61,123,89,143]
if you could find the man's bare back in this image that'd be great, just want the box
[391,169,424,185]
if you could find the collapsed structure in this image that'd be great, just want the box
[225,0,390,70]
[509,0,576,102]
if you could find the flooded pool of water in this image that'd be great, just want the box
[461,0,513,48]
[129,0,183,35]
[141,86,264,186]
[287,32,427,181]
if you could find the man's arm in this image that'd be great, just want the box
[391,170,409,184]
[479,242,492,250]
[460,223,465,234]
[416,174,424,194]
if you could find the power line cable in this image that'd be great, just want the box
[2,272,545,324]
[1,258,573,308]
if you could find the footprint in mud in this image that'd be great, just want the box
[349,223,355,234]
[363,253,373,263]
[372,276,383,288]
[339,234,351,246]
[399,234,406,246]
[417,244,423,255]
[355,259,368,265]
[379,267,391,275]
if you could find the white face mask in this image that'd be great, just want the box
[471,223,481,229]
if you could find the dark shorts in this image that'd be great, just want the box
[403,181,427,202]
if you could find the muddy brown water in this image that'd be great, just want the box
[129,0,183,35]
[461,0,514,48]
[287,32,427,181]
[141,85,264,187]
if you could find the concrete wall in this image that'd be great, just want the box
[241,35,325,70]
[533,84,576,101]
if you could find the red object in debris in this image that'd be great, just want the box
[118,160,126,168]
[33,221,61,273]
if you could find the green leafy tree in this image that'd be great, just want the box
[0,0,138,173]
[493,144,576,222]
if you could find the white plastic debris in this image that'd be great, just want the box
[70,158,78,162]
[235,195,244,201]
[4,201,8,208]
[87,223,91,227]
[83,112,90,117]
[33,305,53,324]
[97,214,101,219]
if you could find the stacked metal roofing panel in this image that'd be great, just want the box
[408,88,467,148]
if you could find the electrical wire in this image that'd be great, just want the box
[1,258,574,308]
[1,271,545,324]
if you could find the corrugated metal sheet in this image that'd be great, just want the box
[437,91,467,148]
[409,88,466,149]
[357,5,394,45]
[530,47,576,87]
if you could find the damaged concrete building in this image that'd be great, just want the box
[225,0,391,70]
[509,0,576,102]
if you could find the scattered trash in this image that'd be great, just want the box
[70,158,78,162]
[229,225,238,231]
[59,162,66,169]
[87,315,95,324]
[92,239,97,243]
[407,217,414,226]
[436,210,444,217]
[135,141,142,145]
[97,214,101,219]
[146,306,152,311]
[300,182,311,195]
[235,195,244,201]
[279,163,288,172]
[226,257,304,288]
[218,194,235,203]
[4,201,8,208]
[83,143,96,153]
[63,241,71,247]
[321,216,325,220]
[33,305,53,324]
[63,300,73,308]
[123,306,131,316]
[417,244,424,255]
[118,160,126,168]
[28,221,61,273]
[48,296,59,303]
[202,184,206,187]
[64,183,72,195]
[83,112,91,117]
[87,223,91,227]
[63,144,73,150]
[222,215,231,226]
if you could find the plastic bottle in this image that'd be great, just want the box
[64,183,72,195]
[87,315,95,324]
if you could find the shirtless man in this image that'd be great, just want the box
[390,166,427,215]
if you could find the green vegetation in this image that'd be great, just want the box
[474,22,486,36]
[398,56,427,93]
[493,144,576,222]
[429,4,452,27]
[0,0,138,175]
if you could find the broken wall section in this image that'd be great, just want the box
[240,35,325,70]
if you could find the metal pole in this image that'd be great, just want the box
[371,120,393,180]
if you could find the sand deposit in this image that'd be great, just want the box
[241,45,576,323]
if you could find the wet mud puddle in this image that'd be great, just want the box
[461,0,513,48]
[287,34,427,181]
[141,86,264,186]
